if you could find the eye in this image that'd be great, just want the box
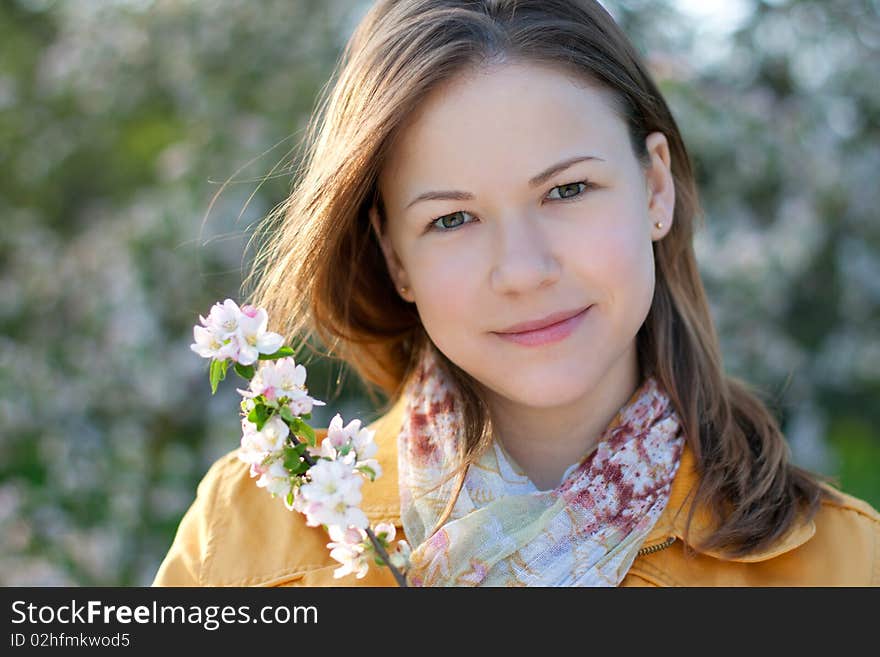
[424,210,476,233]
[546,181,595,201]
[425,180,596,233]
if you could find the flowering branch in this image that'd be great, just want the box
[286,432,409,587]
[191,298,411,585]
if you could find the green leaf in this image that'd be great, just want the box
[286,491,294,508]
[233,362,255,380]
[258,346,295,361]
[282,446,300,468]
[301,412,312,420]
[297,421,316,446]
[209,359,228,394]
[357,464,377,481]
[279,406,296,424]
[282,444,311,475]
[247,403,270,431]
[286,416,303,438]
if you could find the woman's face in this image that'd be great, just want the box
[371,61,674,410]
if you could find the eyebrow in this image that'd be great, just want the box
[404,155,605,210]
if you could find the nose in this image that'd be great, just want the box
[489,214,561,294]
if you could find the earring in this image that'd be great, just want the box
[399,286,409,294]
[654,221,664,229]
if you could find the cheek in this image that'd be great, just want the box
[403,246,479,347]
[567,203,655,316]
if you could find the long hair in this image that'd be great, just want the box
[243,0,841,558]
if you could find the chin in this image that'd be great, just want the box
[496,376,594,409]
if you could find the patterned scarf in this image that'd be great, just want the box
[397,345,686,587]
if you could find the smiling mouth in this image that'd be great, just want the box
[492,305,592,347]
[494,305,593,334]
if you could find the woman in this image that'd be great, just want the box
[154,0,879,586]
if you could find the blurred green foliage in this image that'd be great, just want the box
[0,0,877,585]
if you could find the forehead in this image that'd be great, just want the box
[380,61,627,201]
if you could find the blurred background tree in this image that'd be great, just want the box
[0,0,877,585]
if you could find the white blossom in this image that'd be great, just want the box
[295,459,368,529]
[233,305,284,365]
[373,522,395,543]
[388,540,412,572]
[237,415,289,466]
[349,425,378,461]
[326,525,370,579]
[237,357,325,415]
[190,324,229,359]
[328,414,377,458]
[308,413,376,464]
[191,299,285,366]
[254,460,296,510]
[201,298,244,338]
[307,436,341,461]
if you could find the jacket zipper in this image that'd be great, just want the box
[636,536,676,557]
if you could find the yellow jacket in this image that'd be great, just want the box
[153,396,880,587]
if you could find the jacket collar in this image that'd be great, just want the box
[638,441,816,562]
[354,395,816,563]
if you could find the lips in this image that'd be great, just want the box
[495,305,592,334]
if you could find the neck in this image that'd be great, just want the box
[480,344,641,491]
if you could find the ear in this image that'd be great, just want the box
[369,203,414,302]
[644,131,675,241]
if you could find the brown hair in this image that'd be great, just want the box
[243,0,841,558]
